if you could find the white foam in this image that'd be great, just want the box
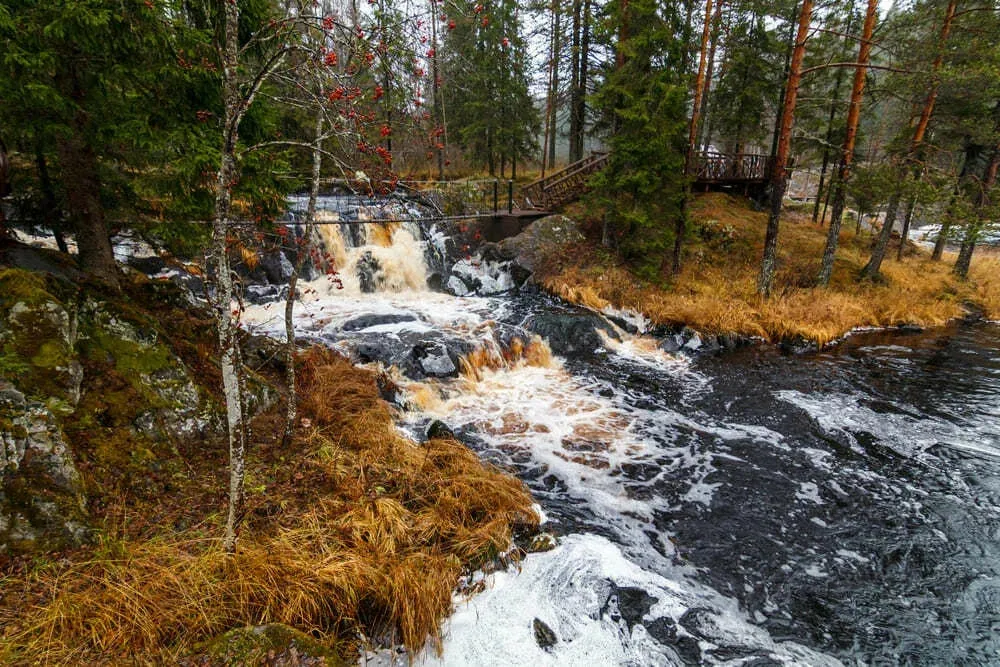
[776,390,1000,461]
[419,534,843,666]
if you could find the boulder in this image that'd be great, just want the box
[532,618,558,650]
[525,309,620,357]
[0,381,89,553]
[498,215,585,278]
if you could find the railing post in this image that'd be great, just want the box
[493,179,499,215]
[507,180,514,214]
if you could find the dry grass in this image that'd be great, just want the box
[542,193,998,345]
[0,350,536,665]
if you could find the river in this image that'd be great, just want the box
[244,201,1000,666]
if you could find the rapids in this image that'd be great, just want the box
[244,197,1000,666]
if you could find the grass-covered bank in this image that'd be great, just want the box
[0,256,537,664]
[540,194,1000,346]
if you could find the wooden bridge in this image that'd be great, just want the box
[519,150,773,211]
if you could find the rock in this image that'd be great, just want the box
[0,381,89,553]
[532,618,558,650]
[413,342,458,377]
[341,313,418,331]
[498,215,585,279]
[197,623,347,665]
[644,617,678,644]
[526,309,620,357]
[242,334,288,373]
[616,586,658,631]
[682,332,703,352]
[679,607,724,641]
[426,420,456,440]
[357,251,382,293]
[445,275,470,296]
[258,249,295,285]
[527,532,558,553]
[245,284,288,305]
[0,272,83,409]
[659,335,684,354]
[673,635,702,665]
[79,299,221,441]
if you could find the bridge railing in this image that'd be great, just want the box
[689,151,772,183]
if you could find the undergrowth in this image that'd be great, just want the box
[545,193,1000,345]
[0,349,537,664]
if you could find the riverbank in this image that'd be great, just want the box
[0,253,537,664]
[539,193,1000,346]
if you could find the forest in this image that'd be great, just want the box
[3,0,1000,664]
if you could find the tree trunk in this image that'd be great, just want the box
[758,0,813,297]
[58,119,120,290]
[675,0,715,276]
[568,0,583,163]
[769,10,799,164]
[896,195,917,261]
[572,0,591,162]
[215,0,248,555]
[862,0,957,280]
[954,146,1000,279]
[697,0,724,151]
[812,2,855,224]
[284,112,323,443]
[430,0,445,180]
[548,2,561,168]
[817,0,877,287]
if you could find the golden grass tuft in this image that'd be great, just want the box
[0,349,537,664]
[540,193,998,345]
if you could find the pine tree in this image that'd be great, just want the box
[590,0,688,280]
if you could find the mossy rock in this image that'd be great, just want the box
[1,381,89,554]
[197,624,350,666]
[0,270,82,407]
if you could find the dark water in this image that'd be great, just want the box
[542,322,1000,665]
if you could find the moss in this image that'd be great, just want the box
[197,624,350,666]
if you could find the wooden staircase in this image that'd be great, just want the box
[520,151,609,210]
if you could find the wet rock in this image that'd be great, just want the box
[526,309,619,357]
[658,334,684,354]
[413,342,458,377]
[615,586,658,631]
[341,313,418,331]
[527,532,558,553]
[245,284,289,305]
[357,251,382,293]
[779,335,819,354]
[673,635,702,665]
[426,420,456,440]
[258,249,295,285]
[679,607,725,641]
[0,381,89,553]
[644,616,678,644]
[445,275,471,296]
[532,618,558,650]
[682,332,703,352]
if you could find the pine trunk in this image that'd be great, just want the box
[954,147,1000,279]
[817,0,877,287]
[862,0,957,279]
[758,0,813,297]
[675,0,715,276]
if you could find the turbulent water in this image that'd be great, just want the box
[244,198,1000,666]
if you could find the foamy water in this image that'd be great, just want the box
[244,201,1000,665]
